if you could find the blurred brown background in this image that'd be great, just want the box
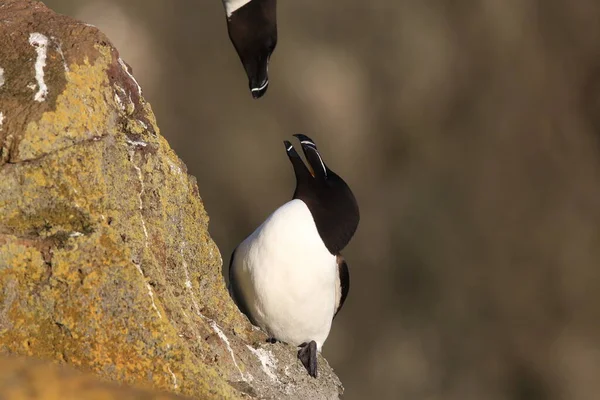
[43,1,600,399]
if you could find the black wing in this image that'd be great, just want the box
[334,255,350,318]
[228,246,253,322]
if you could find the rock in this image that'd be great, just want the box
[0,1,343,399]
[0,355,190,399]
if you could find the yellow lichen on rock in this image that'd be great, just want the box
[1,141,105,236]
[0,6,239,397]
[0,1,344,399]
[0,225,237,398]
[18,46,116,162]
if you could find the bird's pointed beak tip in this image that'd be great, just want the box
[250,79,269,99]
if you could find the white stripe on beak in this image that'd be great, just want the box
[251,80,269,93]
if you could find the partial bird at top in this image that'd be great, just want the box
[221,0,277,99]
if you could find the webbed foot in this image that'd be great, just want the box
[297,340,318,378]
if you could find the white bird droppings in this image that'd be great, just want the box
[125,139,148,147]
[246,345,279,382]
[0,112,4,132]
[114,92,124,110]
[180,242,202,315]
[134,263,162,319]
[127,148,149,244]
[28,33,49,102]
[167,365,178,389]
[53,38,69,72]
[210,321,251,382]
[124,145,161,320]
[118,58,142,96]
[0,67,5,88]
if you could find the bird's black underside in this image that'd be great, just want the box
[298,341,318,378]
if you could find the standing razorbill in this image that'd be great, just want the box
[221,0,277,99]
[229,134,359,377]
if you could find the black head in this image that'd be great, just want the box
[225,0,277,99]
[284,134,360,254]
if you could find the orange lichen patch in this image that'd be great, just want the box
[0,355,191,399]
[0,231,237,399]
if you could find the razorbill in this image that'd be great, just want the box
[229,134,359,377]
[221,0,277,99]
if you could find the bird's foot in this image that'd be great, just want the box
[297,341,318,378]
[266,337,288,345]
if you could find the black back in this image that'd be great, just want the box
[284,135,360,255]
[226,0,277,98]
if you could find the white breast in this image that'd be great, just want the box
[222,0,252,17]
[231,199,337,350]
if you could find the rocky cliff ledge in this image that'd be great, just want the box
[0,1,343,399]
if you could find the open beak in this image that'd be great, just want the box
[294,134,326,179]
[286,138,315,177]
[284,139,313,178]
[305,160,316,178]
